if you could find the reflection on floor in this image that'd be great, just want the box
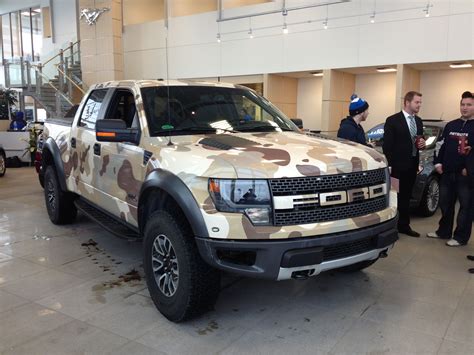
[1,167,474,354]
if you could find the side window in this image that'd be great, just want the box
[105,90,138,128]
[78,90,108,129]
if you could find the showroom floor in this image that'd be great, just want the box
[1,168,474,354]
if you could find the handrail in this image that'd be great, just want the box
[33,68,73,105]
[55,64,86,94]
[42,40,80,67]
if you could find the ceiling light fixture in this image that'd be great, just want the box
[376,67,397,73]
[311,71,323,77]
[216,33,221,43]
[423,2,431,17]
[248,17,254,39]
[282,23,289,34]
[370,12,376,23]
[323,19,328,29]
[449,63,472,69]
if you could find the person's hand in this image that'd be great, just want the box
[367,141,375,148]
[464,146,472,155]
[462,168,468,176]
[416,138,426,150]
[435,164,443,174]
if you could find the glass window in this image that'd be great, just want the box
[105,90,138,128]
[1,14,12,60]
[30,8,42,61]
[10,11,21,59]
[20,9,33,61]
[141,86,298,136]
[78,90,108,129]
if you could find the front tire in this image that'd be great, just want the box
[417,175,440,217]
[44,166,77,224]
[143,210,220,322]
[0,151,6,177]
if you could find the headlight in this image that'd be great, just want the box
[208,179,272,225]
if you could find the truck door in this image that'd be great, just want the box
[93,88,145,227]
[70,88,110,202]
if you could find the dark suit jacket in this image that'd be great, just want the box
[383,111,423,174]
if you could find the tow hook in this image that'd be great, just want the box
[379,249,389,258]
[291,270,313,280]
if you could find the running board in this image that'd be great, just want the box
[75,199,141,240]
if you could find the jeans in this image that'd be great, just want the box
[437,172,472,244]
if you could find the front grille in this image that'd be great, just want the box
[322,237,376,262]
[270,168,386,196]
[273,196,388,226]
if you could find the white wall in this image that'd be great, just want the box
[123,0,474,80]
[420,68,474,120]
[296,77,322,131]
[355,72,397,129]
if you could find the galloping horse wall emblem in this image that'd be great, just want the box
[80,8,110,25]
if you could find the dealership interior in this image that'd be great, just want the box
[0,0,474,353]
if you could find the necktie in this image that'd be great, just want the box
[408,115,417,156]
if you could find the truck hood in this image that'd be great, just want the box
[148,132,387,179]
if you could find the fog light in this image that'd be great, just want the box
[245,208,271,225]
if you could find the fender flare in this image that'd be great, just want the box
[43,137,68,191]
[139,169,209,238]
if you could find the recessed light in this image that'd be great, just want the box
[310,72,323,77]
[449,63,472,69]
[376,67,397,73]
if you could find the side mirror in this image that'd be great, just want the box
[290,118,303,129]
[96,119,140,144]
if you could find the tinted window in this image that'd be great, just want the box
[105,90,138,128]
[141,86,298,136]
[78,90,108,129]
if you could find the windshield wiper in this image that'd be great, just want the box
[234,123,293,132]
[156,126,237,135]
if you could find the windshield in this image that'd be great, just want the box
[366,123,442,149]
[141,86,299,136]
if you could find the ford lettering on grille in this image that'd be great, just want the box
[269,169,390,226]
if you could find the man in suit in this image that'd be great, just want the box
[383,91,426,237]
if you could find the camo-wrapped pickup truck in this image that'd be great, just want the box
[41,80,398,322]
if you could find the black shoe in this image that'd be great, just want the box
[469,268,474,274]
[467,255,474,261]
[398,228,420,237]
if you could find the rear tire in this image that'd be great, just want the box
[337,258,378,272]
[44,166,77,224]
[143,210,220,322]
[417,175,439,217]
[0,151,6,177]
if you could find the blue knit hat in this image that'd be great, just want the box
[349,94,369,116]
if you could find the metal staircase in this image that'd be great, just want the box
[3,41,87,118]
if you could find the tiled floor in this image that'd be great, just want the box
[1,167,474,354]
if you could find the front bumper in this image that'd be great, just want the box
[196,216,398,280]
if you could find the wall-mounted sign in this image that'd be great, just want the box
[80,8,110,25]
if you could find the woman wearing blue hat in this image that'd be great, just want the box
[337,94,373,147]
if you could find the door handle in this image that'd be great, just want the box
[93,143,101,156]
[71,137,76,148]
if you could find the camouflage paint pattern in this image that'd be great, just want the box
[43,80,397,239]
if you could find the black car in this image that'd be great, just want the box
[367,120,446,217]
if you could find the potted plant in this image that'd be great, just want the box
[0,88,18,120]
